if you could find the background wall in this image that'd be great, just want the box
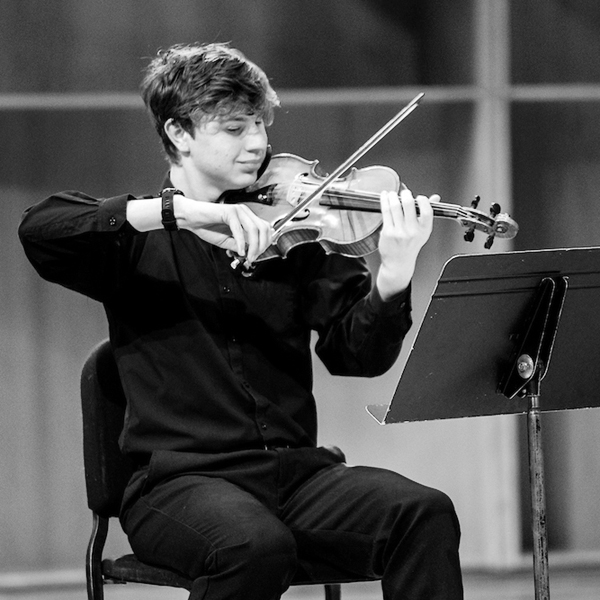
[1,0,600,579]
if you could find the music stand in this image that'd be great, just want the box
[367,247,600,600]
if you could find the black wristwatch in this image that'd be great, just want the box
[160,188,183,231]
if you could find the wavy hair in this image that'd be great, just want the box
[141,43,280,162]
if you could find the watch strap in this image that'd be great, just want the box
[160,188,182,231]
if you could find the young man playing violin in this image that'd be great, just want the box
[19,43,463,600]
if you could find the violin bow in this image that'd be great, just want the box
[273,92,425,233]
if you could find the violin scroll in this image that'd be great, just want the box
[458,195,519,249]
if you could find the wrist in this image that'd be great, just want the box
[376,264,412,302]
[126,197,162,232]
[172,194,199,230]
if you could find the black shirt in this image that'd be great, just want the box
[18,189,413,457]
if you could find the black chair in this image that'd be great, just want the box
[81,340,377,600]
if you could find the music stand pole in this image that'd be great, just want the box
[526,384,550,600]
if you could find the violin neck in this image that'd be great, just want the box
[319,190,460,219]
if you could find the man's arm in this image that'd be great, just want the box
[303,186,434,378]
[127,194,272,265]
[18,191,135,301]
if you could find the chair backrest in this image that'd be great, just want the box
[81,339,135,519]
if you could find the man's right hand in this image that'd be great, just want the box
[178,197,273,265]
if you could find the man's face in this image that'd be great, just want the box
[187,113,269,195]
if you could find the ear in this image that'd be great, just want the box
[164,118,191,154]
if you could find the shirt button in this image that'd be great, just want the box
[261,423,268,430]
[108,216,117,226]
[222,286,231,293]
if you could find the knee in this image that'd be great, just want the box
[184,523,297,599]
[209,519,297,583]
[420,486,457,519]
[376,472,458,522]
[373,478,460,541]
[406,485,459,527]
[242,522,297,571]
[407,486,462,547]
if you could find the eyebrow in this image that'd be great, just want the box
[224,113,257,122]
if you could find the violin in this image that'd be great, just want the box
[221,93,518,269]
[222,152,519,265]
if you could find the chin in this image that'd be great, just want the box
[234,173,259,189]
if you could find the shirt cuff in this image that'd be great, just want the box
[97,194,134,232]
[367,282,412,316]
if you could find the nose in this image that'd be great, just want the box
[245,122,268,153]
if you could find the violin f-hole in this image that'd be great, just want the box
[280,208,311,223]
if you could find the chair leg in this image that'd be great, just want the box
[86,513,109,600]
[324,583,342,600]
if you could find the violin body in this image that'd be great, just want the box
[222,152,519,265]
[240,153,399,261]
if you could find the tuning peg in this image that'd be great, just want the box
[464,230,475,243]
[484,235,495,249]
[490,203,501,217]
[471,195,481,209]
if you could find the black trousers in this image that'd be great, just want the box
[120,447,463,600]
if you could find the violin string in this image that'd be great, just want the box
[285,181,480,221]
